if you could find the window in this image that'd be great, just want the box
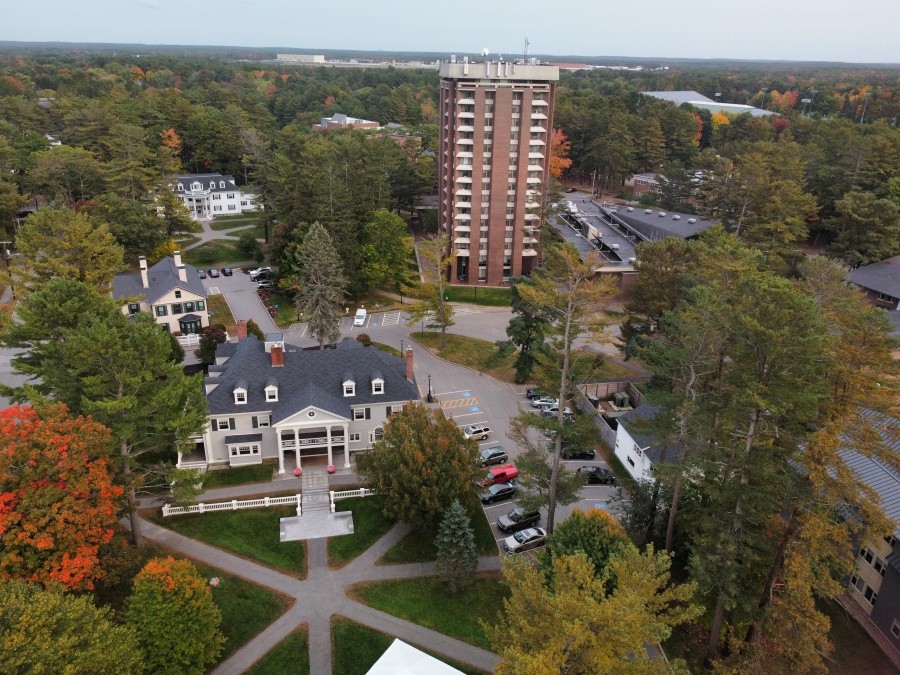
[211,417,235,431]
[220,181,226,188]
[212,194,221,201]
[128,303,141,315]
[344,383,356,396]
[252,415,270,428]
[860,547,875,564]
[177,184,183,191]
[392,405,403,413]
[241,201,248,206]
[266,387,278,402]
[155,306,168,317]
[372,380,384,394]
[349,433,360,442]
[354,409,365,420]
[183,301,194,312]
[175,291,182,299]
[227,193,234,199]
[370,427,384,443]
[877,292,897,303]
[214,206,222,212]
[230,444,259,457]
[172,303,182,315]
[892,620,900,638]
[627,456,635,467]
[852,575,865,592]
[864,586,877,606]
[228,205,237,211]
[196,301,205,311]
[234,390,246,404]
[874,557,887,576]
[887,535,898,548]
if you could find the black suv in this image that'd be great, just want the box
[562,446,596,460]
[479,446,509,467]
[497,507,541,533]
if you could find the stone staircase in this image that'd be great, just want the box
[280,470,355,541]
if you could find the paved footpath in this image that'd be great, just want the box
[138,512,502,675]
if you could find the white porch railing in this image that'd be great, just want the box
[162,494,301,517]
[176,334,202,347]
[329,487,375,513]
[280,435,346,449]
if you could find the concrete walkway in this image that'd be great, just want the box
[179,215,260,252]
[137,510,502,675]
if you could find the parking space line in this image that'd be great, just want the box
[436,390,470,396]
[508,384,529,395]
[381,311,401,326]
[440,396,478,409]
[451,412,482,418]
[208,286,220,294]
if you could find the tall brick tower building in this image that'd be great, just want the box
[438,57,559,286]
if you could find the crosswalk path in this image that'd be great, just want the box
[453,306,478,316]
[381,310,401,326]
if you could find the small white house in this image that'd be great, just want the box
[111,251,209,335]
[613,405,671,482]
[172,173,258,219]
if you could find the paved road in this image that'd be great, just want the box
[137,512,501,674]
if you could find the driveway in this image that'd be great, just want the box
[202,268,280,334]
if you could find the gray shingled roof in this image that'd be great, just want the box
[846,255,900,300]
[840,410,900,539]
[886,311,900,339]
[206,336,419,423]
[174,173,239,194]
[617,404,678,464]
[223,433,263,444]
[112,256,207,305]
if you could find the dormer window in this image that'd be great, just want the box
[177,184,183,191]
[191,182,201,190]
[219,181,226,188]
[266,386,278,402]
[234,390,246,404]
[209,181,216,189]
[343,372,356,397]
[372,379,384,395]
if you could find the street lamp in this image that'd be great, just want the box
[427,374,433,403]
[2,248,14,300]
[400,339,404,354]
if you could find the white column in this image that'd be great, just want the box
[294,428,300,470]
[343,423,351,469]
[277,431,285,474]
[326,426,333,467]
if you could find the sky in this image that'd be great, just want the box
[3,0,899,64]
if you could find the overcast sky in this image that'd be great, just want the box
[3,0,898,64]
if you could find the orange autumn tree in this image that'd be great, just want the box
[0,404,122,590]
[549,128,572,178]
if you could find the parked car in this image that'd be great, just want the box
[540,405,573,417]
[478,446,508,467]
[497,507,541,533]
[562,446,596,460]
[197,269,207,279]
[464,423,491,441]
[565,187,578,193]
[257,279,274,289]
[478,464,518,487]
[208,268,220,278]
[353,308,367,326]
[526,388,548,400]
[578,465,616,485]
[249,266,271,280]
[503,527,547,553]
[480,481,518,504]
[221,267,233,277]
[531,397,558,408]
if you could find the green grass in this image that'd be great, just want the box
[206,293,237,334]
[210,217,260,231]
[349,573,508,650]
[380,495,498,564]
[327,497,395,568]
[194,561,291,660]
[266,291,300,328]
[174,234,201,248]
[372,342,402,357]
[183,241,249,265]
[413,331,516,382]
[445,286,512,306]
[819,599,898,675]
[202,463,274,489]
[144,505,307,577]
[226,223,266,240]
[246,628,309,675]
[331,616,489,675]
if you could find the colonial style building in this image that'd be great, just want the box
[179,332,420,474]
[438,57,559,285]
[172,173,258,219]
[111,251,209,335]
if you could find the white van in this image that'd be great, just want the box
[353,308,367,326]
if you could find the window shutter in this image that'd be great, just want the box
[365,408,371,420]
[229,418,235,430]
[252,416,258,429]
[387,407,392,418]
[211,419,218,432]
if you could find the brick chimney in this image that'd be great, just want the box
[139,256,149,289]
[405,347,414,382]
[271,344,284,367]
[236,320,247,341]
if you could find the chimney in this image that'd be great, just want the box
[139,256,149,289]
[177,264,187,283]
[405,347,414,382]
[173,250,182,267]
[271,344,284,367]
[236,320,247,341]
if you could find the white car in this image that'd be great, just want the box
[249,267,271,281]
[503,527,547,553]
[531,397,558,408]
[353,308,367,326]
[463,424,491,441]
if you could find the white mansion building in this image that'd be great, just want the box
[173,173,258,219]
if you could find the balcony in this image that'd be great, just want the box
[455,188,472,196]
[531,99,549,107]
[457,138,474,146]
[458,98,475,105]
[525,201,540,209]
[458,125,474,133]
[524,213,540,221]
[454,225,471,233]
[523,237,539,245]
[527,164,543,172]
[454,237,471,245]
[455,176,473,184]
[529,152,545,160]
[529,138,546,146]
[455,213,472,221]
[279,435,346,449]
[531,112,548,120]
[455,249,470,257]
[522,249,538,257]
[458,111,475,119]
[456,151,473,158]
[527,177,542,184]
[454,201,473,208]
[530,126,547,133]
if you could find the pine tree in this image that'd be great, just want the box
[434,499,478,592]
[296,222,348,349]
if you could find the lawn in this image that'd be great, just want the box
[266,291,300,328]
[327,496,395,568]
[446,285,512,307]
[412,332,516,382]
[174,233,201,248]
[210,217,260,231]
[372,342,402,357]
[331,617,489,675]
[379,495,498,564]
[226,223,266,240]
[246,627,309,675]
[206,293,237,334]
[202,463,275,489]
[144,505,307,577]
[183,241,250,266]
[348,573,508,650]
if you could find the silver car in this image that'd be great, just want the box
[503,527,547,553]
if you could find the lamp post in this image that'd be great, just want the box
[400,339,404,354]
[2,246,14,300]
[427,374,433,403]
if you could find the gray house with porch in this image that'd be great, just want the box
[179,333,420,474]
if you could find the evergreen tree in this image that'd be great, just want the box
[246,318,265,341]
[434,499,478,592]
[499,276,551,383]
[406,234,455,349]
[296,221,347,349]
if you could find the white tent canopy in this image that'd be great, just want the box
[365,639,465,675]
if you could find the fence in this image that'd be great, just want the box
[162,494,301,517]
[577,380,645,408]
[330,487,375,512]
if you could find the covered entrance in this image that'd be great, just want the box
[179,313,203,334]
[275,410,350,473]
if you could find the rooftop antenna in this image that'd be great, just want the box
[481,47,489,62]
[523,37,529,59]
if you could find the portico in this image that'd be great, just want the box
[275,408,351,473]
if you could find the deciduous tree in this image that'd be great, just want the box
[356,403,478,528]
[27,145,105,204]
[406,234,456,349]
[359,210,413,292]
[125,556,225,675]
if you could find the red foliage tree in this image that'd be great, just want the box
[0,404,122,590]
[549,128,573,178]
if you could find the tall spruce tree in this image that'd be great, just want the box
[434,499,478,592]
[296,221,348,349]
